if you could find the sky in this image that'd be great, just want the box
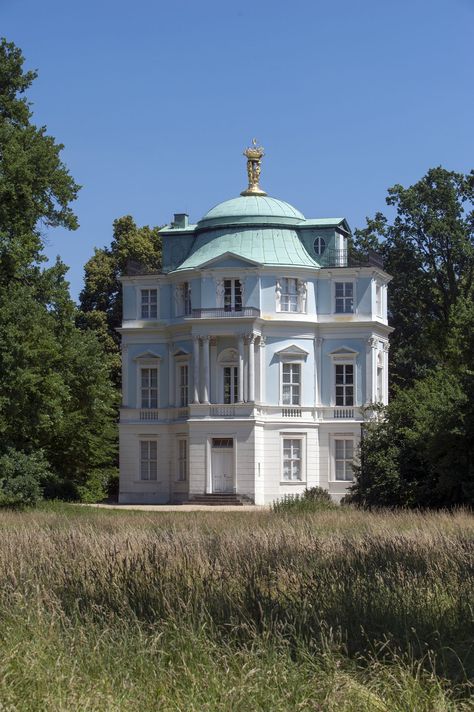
[2,0,473,300]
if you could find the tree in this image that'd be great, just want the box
[0,38,117,501]
[79,215,162,383]
[354,167,474,389]
[0,39,79,280]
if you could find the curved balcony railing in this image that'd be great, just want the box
[320,249,384,269]
[189,307,260,319]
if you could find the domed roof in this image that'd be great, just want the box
[198,195,305,228]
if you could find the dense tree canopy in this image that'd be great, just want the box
[0,38,117,503]
[354,167,474,389]
[349,168,474,508]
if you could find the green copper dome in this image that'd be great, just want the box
[198,195,305,228]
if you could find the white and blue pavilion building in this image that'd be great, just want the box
[118,144,392,504]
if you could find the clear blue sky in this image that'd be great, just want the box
[2,0,473,299]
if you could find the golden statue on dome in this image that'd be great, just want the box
[241,138,267,196]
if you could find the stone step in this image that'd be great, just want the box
[183,494,247,506]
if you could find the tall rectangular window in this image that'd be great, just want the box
[282,438,302,481]
[282,363,301,405]
[335,364,354,406]
[224,279,242,312]
[141,367,158,408]
[141,289,158,319]
[223,366,239,404]
[140,441,157,480]
[335,439,354,481]
[375,283,382,317]
[183,282,192,315]
[281,278,299,312]
[177,439,187,481]
[178,364,189,406]
[335,282,353,313]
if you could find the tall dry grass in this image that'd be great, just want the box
[0,504,472,710]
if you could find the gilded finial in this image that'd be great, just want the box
[241,138,267,196]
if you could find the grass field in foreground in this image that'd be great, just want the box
[0,503,473,711]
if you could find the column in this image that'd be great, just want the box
[238,336,244,403]
[258,336,266,403]
[202,336,210,404]
[193,336,200,404]
[248,333,255,402]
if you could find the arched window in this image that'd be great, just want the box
[314,236,326,256]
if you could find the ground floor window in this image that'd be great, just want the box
[177,438,188,481]
[140,440,157,480]
[334,439,354,481]
[282,438,303,481]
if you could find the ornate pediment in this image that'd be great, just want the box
[133,350,162,362]
[275,344,309,360]
[329,346,358,358]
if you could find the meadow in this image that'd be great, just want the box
[0,504,472,711]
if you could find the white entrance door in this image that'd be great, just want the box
[211,438,234,493]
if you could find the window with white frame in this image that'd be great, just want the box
[282,438,303,481]
[140,440,157,480]
[334,439,354,481]
[177,363,189,406]
[335,364,354,406]
[282,363,301,405]
[376,351,383,402]
[375,282,382,317]
[223,366,239,404]
[335,282,354,313]
[280,278,298,312]
[224,279,242,312]
[141,367,158,408]
[141,288,158,319]
[177,438,187,481]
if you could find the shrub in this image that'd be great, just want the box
[271,486,336,513]
[77,467,119,503]
[0,448,50,508]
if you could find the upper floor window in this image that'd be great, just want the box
[223,279,242,312]
[223,366,239,404]
[334,439,354,481]
[141,288,158,319]
[282,438,303,481]
[140,440,157,481]
[178,364,189,406]
[141,367,158,409]
[282,363,301,405]
[183,283,192,316]
[375,282,382,317]
[335,364,353,406]
[314,236,326,256]
[280,278,298,312]
[335,282,353,314]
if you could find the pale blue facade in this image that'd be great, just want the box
[119,192,392,505]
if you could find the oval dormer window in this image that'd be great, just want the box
[314,236,326,256]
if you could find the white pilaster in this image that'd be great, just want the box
[193,336,200,404]
[202,336,210,404]
[238,336,244,403]
[248,333,255,402]
[121,343,128,406]
[314,336,322,405]
[383,341,390,404]
[258,336,266,403]
[366,336,378,404]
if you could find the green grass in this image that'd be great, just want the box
[0,504,473,710]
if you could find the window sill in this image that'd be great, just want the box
[280,480,307,485]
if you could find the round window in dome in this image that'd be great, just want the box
[314,236,326,255]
